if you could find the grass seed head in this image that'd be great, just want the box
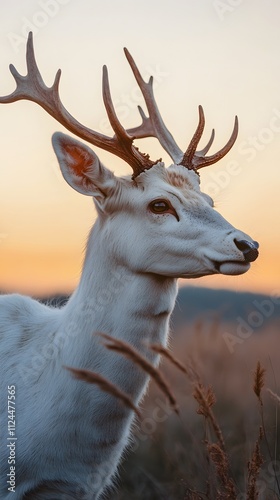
[253,361,265,402]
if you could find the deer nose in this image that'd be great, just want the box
[234,239,259,263]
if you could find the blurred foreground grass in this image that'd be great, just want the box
[113,318,280,499]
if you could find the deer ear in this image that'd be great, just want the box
[52,132,118,201]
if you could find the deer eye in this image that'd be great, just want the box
[149,200,170,213]
[148,199,179,220]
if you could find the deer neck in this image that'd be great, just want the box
[63,221,178,368]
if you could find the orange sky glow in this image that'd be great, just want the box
[1,1,280,297]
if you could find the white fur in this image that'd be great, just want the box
[0,133,256,499]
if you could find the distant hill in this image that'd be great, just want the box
[172,286,280,330]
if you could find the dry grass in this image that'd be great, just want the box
[65,319,280,499]
[253,361,266,403]
[64,366,141,418]
[99,333,179,414]
[149,343,188,375]
[247,429,264,500]
[116,320,280,499]
[207,443,236,499]
[192,384,224,450]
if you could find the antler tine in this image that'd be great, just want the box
[102,65,156,177]
[180,106,238,171]
[102,65,133,146]
[0,32,101,137]
[128,105,155,138]
[192,116,238,170]
[197,129,215,156]
[0,32,61,111]
[0,32,158,177]
[181,105,205,167]
[124,48,183,165]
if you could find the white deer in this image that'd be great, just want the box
[0,33,259,499]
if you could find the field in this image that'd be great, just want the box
[110,318,280,499]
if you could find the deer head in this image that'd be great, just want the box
[0,33,258,279]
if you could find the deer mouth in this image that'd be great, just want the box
[213,240,259,276]
[214,260,251,276]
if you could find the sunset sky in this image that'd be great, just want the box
[0,0,280,296]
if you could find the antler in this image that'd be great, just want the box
[0,33,157,179]
[0,33,239,177]
[124,48,183,165]
[125,49,238,171]
[180,105,238,170]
